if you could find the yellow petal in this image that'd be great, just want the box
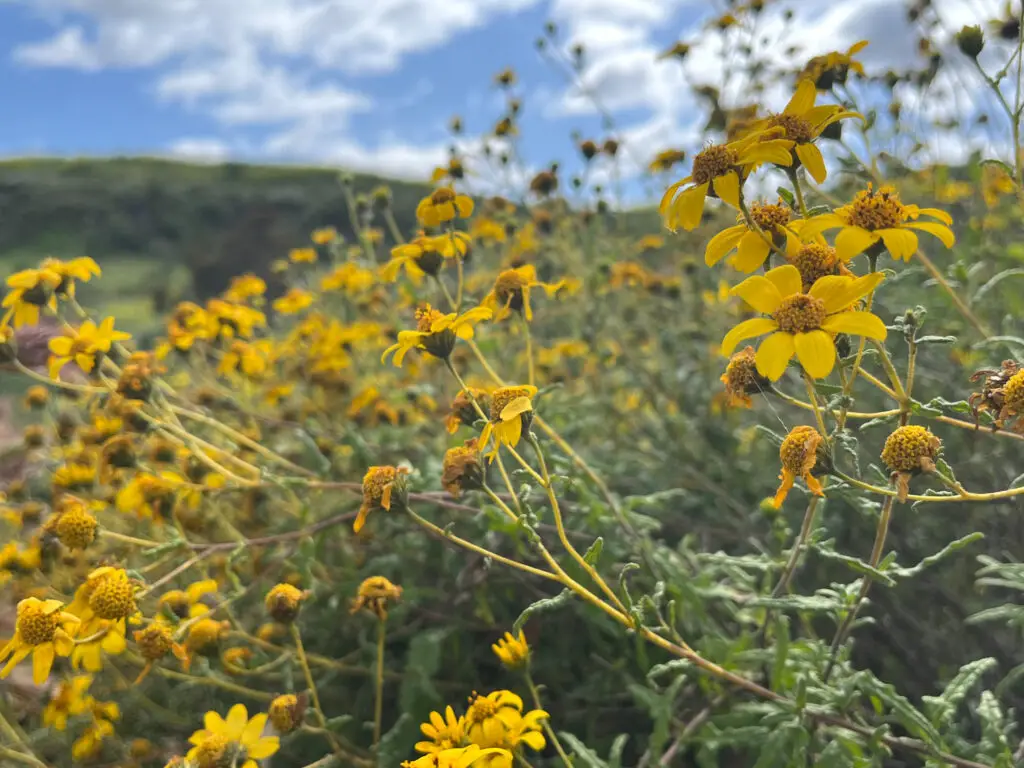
[819,271,885,313]
[225,704,249,740]
[204,711,226,735]
[241,713,269,746]
[455,196,474,218]
[822,311,888,340]
[732,231,771,272]
[835,226,878,261]
[755,332,795,381]
[32,643,55,685]
[247,736,280,759]
[499,396,533,422]
[720,317,779,356]
[793,330,837,379]
[705,225,746,266]
[798,212,845,241]
[786,79,817,116]
[795,143,827,184]
[915,207,953,225]
[712,172,741,209]
[730,275,784,314]
[878,228,919,261]
[764,264,802,298]
[668,182,710,231]
[48,337,73,356]
[739,139,794,167]
[904,221,955,249]
[658,176,693,217]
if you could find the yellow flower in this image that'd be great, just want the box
[746,79,861,183]
[133,620,187,683]
[354,467,410,533]
[403,746,512,768]
[479,385,537,459]
[160,579,219,620]
[289,247,318,263]
[272,288,315,315]
[417,187,474,228]
[470,217,507,244]
[382,231,470,283]
[48,316,131,379]
[0,597,79,684]
[219,339,273,379]
[720,346,769,409]
[491,631,529,669]
[40,256,102,299]
[312,226,338,245]
[465,690,546,752]
[648,148,687,173]
[382,305,492,367]
[265,583,308,624]
[321,263,376,293]
[206,299,267,339]
[659,130,795,232]
[351,575,403,619]
[721,264,887,380]
[222,274,267,304]
[72,716,117,761]
[800,185,955,261]
[43,675,95,730]
[705,201,798,272]
[2,265,62,327]
[187,704,280,768]
[416,706,466,754]
[799,40,868,90]
[774,425,825,507]
[481,265,565,322]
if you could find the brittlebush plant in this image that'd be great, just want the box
[3,6,1024,768]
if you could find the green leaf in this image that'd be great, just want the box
[512,589,574,634]
[973,268,1024,302]
[889,532,983,578]
[771,615,790,691]
[560,732,607,768]
[914,335,957,345]
[400,628,449,713]
[811,545,897,586]
[776,186,796,207]
[608,734,629,768]
[922,657,997,726]
[583,537,604,566]
[748,595,844,613]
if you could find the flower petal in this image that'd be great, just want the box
[755,332,795,381]
[705,225,746,266]
[712,172,741,209]
[732,231,771,272]
[904,221,955,249]
[795,143,827,184]
[835,226,878,261]
[786,79,817,115]
[877,228,918,261]
[821,311,888,340]
[499,396,533,422]
[793,330,837,379]
[721,317,779,357]
[731,275,784,314]
[225,704,249,740]
[664,182,708,231]
[32,643,55,685]
[247,736,280,759]
[242,713,269,747]
[764,264,802,298]
[819,271,885,313]
[915,207,953,225]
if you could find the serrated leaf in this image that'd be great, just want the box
[915,335,957,345]
[583,537,603,565]
[512,589,574,634]
[890,532,983,578]
[811,545,896,586]
[559,732,608,768]
[748,595,844,613]
[922,657,997,727]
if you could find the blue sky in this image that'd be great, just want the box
[0,0,988,197]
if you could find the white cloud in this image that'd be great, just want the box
[167,138,233,163]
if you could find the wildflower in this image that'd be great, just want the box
[470,217,508,244]
[786,242,851,289]
[183,619,230,669]
[219,339,273,379]
[749,79,861,183]
[720,346,771,408]
[265,583,308,624]
[442,439,484,497]
[312,227,338,245]
[495,67,517,87]
[2,265,62,327]
[417,187,474,228]
[0,597,79,684]
[272,288,315,315]
[289,247,317,264]
[22,424,45,447]
[982,163,1016,208]
[491,630,529,669]
[41,256,102,299]
[799,41,868,90]
[354,466,410,533]
[206,299,266,340]
[321,262,376,293]
[48,317,131,379]
[67,567,139,672]
[705,200,796,271]
[44,495,98,550]
[159,579,219,620]
[187,704,280,768]
[969,360,1024,431]
[773,425,826,507]
[382,305,492,366]
[660,131,795,232]
[351,576,403,619]
[269,694,307,734]
[404,746,512,768]
[223,275,267,304]
[446,388,490,433]
[658,42,690,60]
[881,425,942,501]
[382,232,470,282]
[609,262,654,290]
[416,706,466,753]
[482,265,565,322]
[116,471,184,520]
[648,149,687,173]
[721,264,887,380]
[43,675,95,730]
[465,690,546,750]
[801,185,955,261]
[133,620,187,682]
[529,168,559,197]
[479,386,537,458]
[24,385,49,409]
[163,301,215,353]
[72,717,117,761]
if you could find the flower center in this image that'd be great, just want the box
[846,186,906,230]
[692,145,737,185]
[88,571,136,620]
[780,426,821,474]
[768,114,814,144]
[193,735,233,768]
[788,244,839,287]
[490,387,533,421]
[136,624,174,660]
[415,305,446,333]
[748,202,792,232]
[772,294,827,333]
[467,696,498,724]
[363,467,397,504]
[18,606,60,645]
[430,188,456,205]
[1004,370,1024,413]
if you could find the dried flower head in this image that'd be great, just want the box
[264,583,308,624]
[969,360,1024,433]
[774,426,826,507]
[351,576,403,620]
[269,694,307,734]
[441,439,484,498]
[354,466,410,534]
[881,425,942,501]
[720,347,770,409]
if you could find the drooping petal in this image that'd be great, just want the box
[795,143,827,184]
[732,231,771,272]
[668,182,710,231]
[835,226,878,261]
[785,79,817,115]
[499,397,533,422]
[793,330,837,379]
[705,225,746,266]
[712,172,741,209]
[878,228,919,261]
[915,207,953,225]
[658,176,692,217]
[764,264,802,298]
[819,271,885,313]
[904,221,955,249]
[755,332,796,381]
[822,311,888,340]
[32,643,56,685]
[731,275,784,314]
[739,139,794,167]
[720,318,779,357]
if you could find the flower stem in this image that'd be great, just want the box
[373,618,386,748]
[524,671,573,768]
[291,624,345,756]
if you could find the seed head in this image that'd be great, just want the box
[720,347,769,408]
[88,569,137,620]
[692,144,737,185]
[881,425,941,473]
[16,601,61,645]
[185,618,229,657]
[955,24,985,58]
[265,583,308,624]
[47,497,98,550]
[773,294,827,333]
[441,438,484,497]
[134,623,177,661]
[269,694,307,733]
[788,243,842,289]
[351,576,403,620]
